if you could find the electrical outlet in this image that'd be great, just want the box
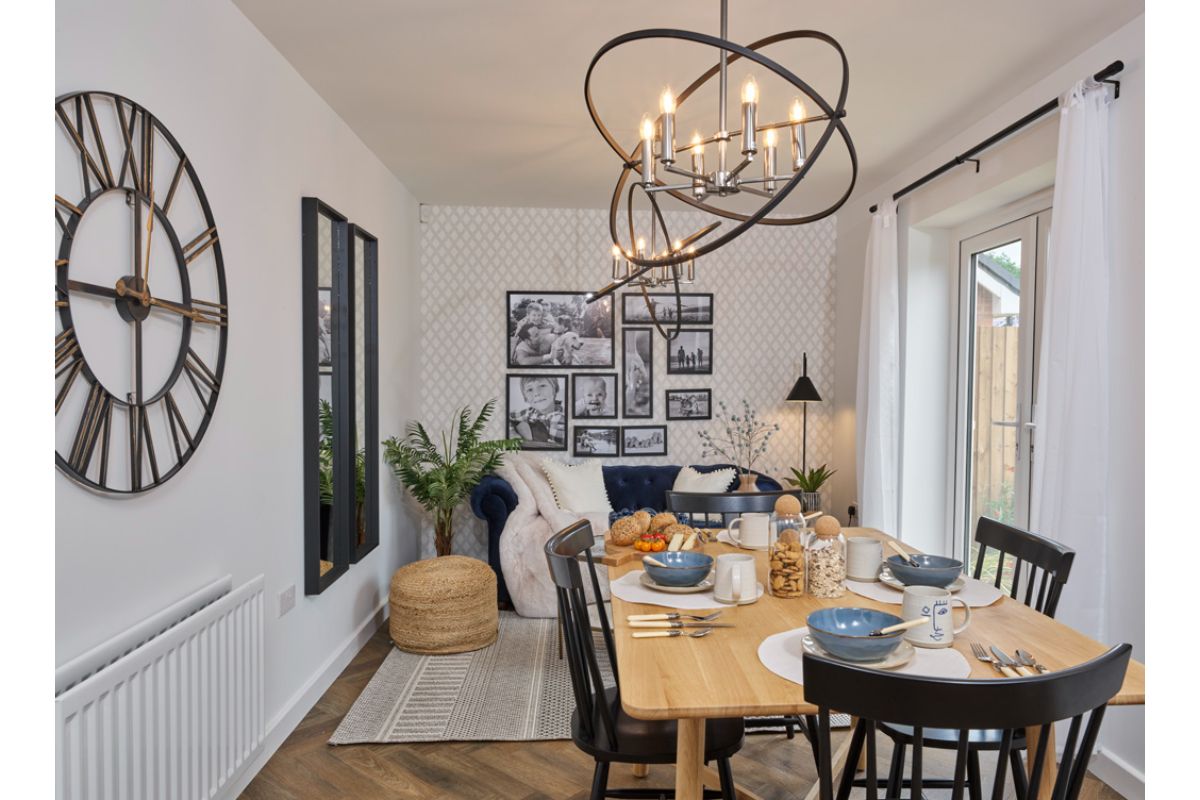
[278,584,296,617]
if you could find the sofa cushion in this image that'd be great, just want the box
[673,465,737,493]
[540,458,613,513]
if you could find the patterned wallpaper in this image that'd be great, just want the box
[417,205,837,560]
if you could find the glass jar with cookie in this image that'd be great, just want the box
[767,494,807,598]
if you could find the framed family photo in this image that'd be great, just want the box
[666,388,712,420]
[622,327,653,418]
[622,425,667,457]
[506,374,568,451]
[621,292,714,325]
[573,426,620,457]
[572,373,617,419]
[507,291,614,368]
[666,328,713,375]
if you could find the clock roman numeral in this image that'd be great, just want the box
[183,348,220,406]
[55,358,84,413]
[68,381,112,478]
[56,98,114,194]
[116,100,144,194]
[56,327,80,370]
[164,392,194,460]
[182,226,219,265]
[162,156,188,215]
[190,297,228,327]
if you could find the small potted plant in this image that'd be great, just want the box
[383,400,519,556]
[698,399,780,491]
[786,464,837,513]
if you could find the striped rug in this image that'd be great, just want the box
[330,611,613,743]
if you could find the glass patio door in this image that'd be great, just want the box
[953,211,1049,580]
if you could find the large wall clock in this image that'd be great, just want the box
[55,91,228,493]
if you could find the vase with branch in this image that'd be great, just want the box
[698,399,780,491]
[383,400,520,557]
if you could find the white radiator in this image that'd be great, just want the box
[56,575,266,800]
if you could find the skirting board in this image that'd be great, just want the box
[1089,747,1145,800]
[221,598,390,800]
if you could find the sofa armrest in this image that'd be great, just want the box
[470,475,519,606]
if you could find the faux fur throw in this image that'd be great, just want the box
[496,452,611,618]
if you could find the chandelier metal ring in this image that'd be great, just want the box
[585,27,858,282]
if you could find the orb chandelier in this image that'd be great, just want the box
[585,0,857,338]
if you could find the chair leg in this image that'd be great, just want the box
[717,757,736,800]
[967,748,983,800]
[590,761,609,800]
[1010,750,1029,800]
[786,716,796,740]
[886,740,906,798]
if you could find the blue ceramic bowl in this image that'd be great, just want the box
[885,554,964,588]
[806,607,906,662]
[642,551,714,587]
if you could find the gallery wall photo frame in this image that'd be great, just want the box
[621,327,654,418]
[622,425,668,457]
[573,425,621,457]
[571,372,618,419]
[506,290,615,369]
[505,373,569,451]
[666,328,714,375]
[666,388,713,420]
[621,292,714,325]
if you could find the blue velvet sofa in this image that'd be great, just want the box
[470,463,781,606]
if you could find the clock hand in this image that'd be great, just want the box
[141,188,155,298]
[66,279,120,299]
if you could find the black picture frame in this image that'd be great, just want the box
[666,388,713,420]
[573,426,621,457]
[622,425,668,457]
[506,373,569,451]
[506,290,615,369]
[621,292,714,325]
[571,373,618,419]
[622,327,654,418]
[666,328,714,375]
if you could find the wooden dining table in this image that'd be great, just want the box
[605,527,1145,800]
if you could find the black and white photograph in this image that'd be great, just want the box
[573,426,621,457]
[622,292,714,325]
[622,327,654,418]
[622,425,667,457]
[507,291,614,368]
[666,329,713,374]
[572,373,617,419]
[317,288,333,374]
[506,374,568,451]
[666,389,713,420]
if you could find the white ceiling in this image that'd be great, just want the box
[233,0,1142,210]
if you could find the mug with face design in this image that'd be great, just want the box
[900,585,972,648]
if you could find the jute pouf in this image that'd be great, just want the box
[389,555,498,655]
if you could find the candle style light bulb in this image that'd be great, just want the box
[640,115,656,185]
[611,243,623,279]
[690,132,707,200]
[658,88,676,163]
[636,236,646,257]
[660,88,676,115]
[691,132,704,153]
[741,76,758,154]
[765,128,778,147]
[789,98,805,123]
[790,97,807,171]
[640,115,654,141]
[741,77,758,104]
[763,128,778,192]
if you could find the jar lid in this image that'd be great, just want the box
[811,516,842,538]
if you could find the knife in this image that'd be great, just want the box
[1016,648,1049,673]
[628,620,735,629]
[990,646,1034,677]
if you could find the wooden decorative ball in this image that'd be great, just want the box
[813,515,842,538]
[774,495,803,516]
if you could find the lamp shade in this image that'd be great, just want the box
[786,375,822,403]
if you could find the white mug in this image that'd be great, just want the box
[713,553,758,604]
[846,536,883,581]
[901,585,971,648]
[728,512,770,548]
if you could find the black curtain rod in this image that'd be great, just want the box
[868,59,1124,214]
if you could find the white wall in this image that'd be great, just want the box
[55,0,423,783]
[833,15,1145,792]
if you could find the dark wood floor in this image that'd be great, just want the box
[243,624,1123,800]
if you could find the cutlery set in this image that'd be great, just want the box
[969,642,1049,676]
[627,611,728,638]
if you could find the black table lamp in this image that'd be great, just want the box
[786,352,822,471]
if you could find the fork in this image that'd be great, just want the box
[970,642,1019,677]
[628,611,723,622]
[632,628,715,639]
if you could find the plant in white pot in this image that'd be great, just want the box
[698,399,780,492]
[383,400,519,557]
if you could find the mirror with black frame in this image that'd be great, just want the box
[349,224,379,563]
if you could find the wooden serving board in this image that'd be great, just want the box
[595,540,648,567]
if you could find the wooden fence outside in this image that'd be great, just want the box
[971,324,1021,529]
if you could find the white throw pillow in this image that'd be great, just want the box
[673,465,737,493]
[541,458,614,513]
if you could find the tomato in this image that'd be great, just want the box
[651,541,666,552]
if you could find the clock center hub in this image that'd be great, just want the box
[114,276,152,322]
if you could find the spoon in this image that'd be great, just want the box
[632,628,715,639]
[868,618,927,637]
[628,611,723,622]
[642,555,669,568]
[887,540,921,568]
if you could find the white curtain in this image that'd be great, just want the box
[1030,79,1114,639]
[856,200,901,535]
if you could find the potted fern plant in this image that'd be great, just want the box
[786,464,837,513]
[317,399,367,555]
[383,400,519,557]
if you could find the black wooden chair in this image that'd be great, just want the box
[545,519,743,800]
[870,517,1079,798]
[973,516,1076,618]
[806,643,1131,800]
[665,488,815,744]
